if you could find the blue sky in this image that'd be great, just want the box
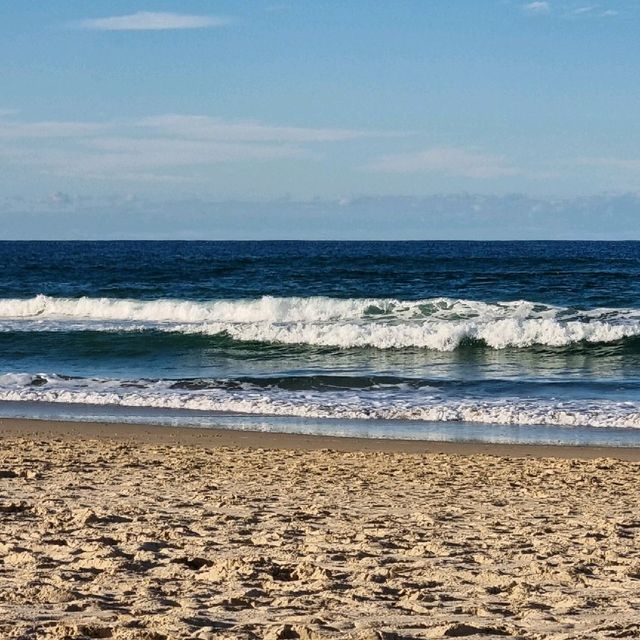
[1,1,639,238]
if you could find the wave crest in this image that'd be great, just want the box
[1,294,640,351]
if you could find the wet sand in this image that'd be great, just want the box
[1,418,639,638]
[3,418,640,460]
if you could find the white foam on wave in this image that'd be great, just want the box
[193,317,640,350]
[0,294,403,322]
[1,372,640,429]
[1,294,640,350]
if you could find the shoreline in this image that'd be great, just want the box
[3,416,640,460]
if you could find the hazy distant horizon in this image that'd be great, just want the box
[2,192,640,240]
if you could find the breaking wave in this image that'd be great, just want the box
[1,372,640,429]
[1,294,640,351]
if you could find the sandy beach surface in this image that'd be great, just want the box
[1,420,640,639]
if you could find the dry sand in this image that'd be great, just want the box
[1,419,640,639]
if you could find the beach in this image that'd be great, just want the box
[1,420,639,639]
[4,0,640,634]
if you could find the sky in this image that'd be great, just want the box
[1,0,639,239]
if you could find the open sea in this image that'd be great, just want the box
[1,240,640,446]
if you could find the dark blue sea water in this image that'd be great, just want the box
[1,240,640,445]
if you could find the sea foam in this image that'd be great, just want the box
[1,372,640,429]
[1,294,639,351]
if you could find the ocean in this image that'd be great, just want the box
[1,240,640,446]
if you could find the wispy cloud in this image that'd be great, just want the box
[522,1,551,15]
[0,112,393,182]
[368,147,520,179]
[571,5,596,15]
[578,156,640,172]
[140,115,378,143]
[565,5,619,18]
[73,12,230,31]
[518,2,620,19]
[0,119,105,139]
